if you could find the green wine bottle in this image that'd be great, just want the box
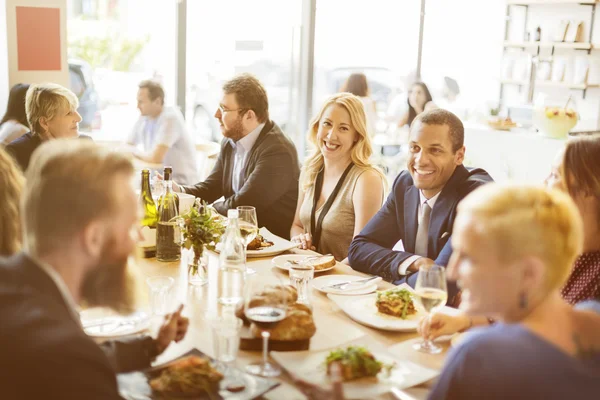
[157,166,181,262]
[138,169,158,258]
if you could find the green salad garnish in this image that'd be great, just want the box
[324,346,394,379]
[376,288,414,319]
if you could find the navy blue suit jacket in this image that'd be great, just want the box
[348,165,493,300]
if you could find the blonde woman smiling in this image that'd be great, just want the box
[290,93,386,262]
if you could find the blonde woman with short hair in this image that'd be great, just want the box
[4,83,83,171]
[290,93,386,262]
[428,184,600,399]
[0,147,24,256]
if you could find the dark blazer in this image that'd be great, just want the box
[182,121,300,239]
[4,132,93,172]
[348,165,493,298]
[0,253,154,399]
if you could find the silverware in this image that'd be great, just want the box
[324,276,380,291]
[82,313,148,331]
[288,254,332,265]
[391,387,418,400]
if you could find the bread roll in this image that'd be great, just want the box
[307,255,336,271]
[250,303,316,340]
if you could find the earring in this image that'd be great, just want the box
[519,292,528,309]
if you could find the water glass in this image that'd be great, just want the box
[289,261,315,305]
[146,276,174,316]
[211,316,243,366]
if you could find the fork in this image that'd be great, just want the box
[82,313,148,331]
[325,276,380,291]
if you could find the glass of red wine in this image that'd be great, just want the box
[243,275,287,377]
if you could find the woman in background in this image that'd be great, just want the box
[290,93,386,262]
[398,82,436,128]
[0,83,30,145]
[0,147,24,256]
[340,73,378,135]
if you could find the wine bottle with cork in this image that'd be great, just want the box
[138,169,158,258]
[157,166,181,262]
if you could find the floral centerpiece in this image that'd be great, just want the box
[178,199,226,285]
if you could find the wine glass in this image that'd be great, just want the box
[244,275,287,377]
[413,265,448,354]
[237,206,258,275]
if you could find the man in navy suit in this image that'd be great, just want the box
[348,109,493,303]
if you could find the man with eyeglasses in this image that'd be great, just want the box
[169,73,300,239]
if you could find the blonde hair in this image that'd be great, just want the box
[302,93,385,190]
[0,147,24,256]
[457,184,583,294]
[22,140,134,256]
[26,83,79,136]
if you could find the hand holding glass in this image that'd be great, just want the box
[413,265,448,354]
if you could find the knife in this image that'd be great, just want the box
[323,276,381,290]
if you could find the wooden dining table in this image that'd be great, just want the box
[131,245,452,400]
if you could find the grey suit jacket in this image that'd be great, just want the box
[182,121,300,239]
[0,253,154,399]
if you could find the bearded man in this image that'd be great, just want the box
[0,140,188,399]
[167,73,300,239]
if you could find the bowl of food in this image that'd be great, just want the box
[533,95,579,139]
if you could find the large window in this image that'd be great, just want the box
[67,0,177,141]
[313,0,421,134]
[185,0,303,144]
[420,0,505,121]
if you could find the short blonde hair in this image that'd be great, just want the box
[457,184,583,294]
[302,92,385,190]
[26,83,79,136]
[22,140,134,256]
[0,147,24,256]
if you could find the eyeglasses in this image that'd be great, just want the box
[218,105,246,114]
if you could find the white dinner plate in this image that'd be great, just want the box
[80,308,150,338]
[312,274,381,295]
[271,336,439,399]
[327,284,425,332]
[215,227,299,258]
[271,254,336,273]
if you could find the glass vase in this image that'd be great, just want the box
[188,245,208,286]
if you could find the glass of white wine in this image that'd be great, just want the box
[413,264,448,354]
[237,206,258,275]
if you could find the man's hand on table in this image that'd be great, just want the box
[407,257,436,273]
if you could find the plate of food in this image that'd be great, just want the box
[271,336,439,399]
[487,116,518,131]
[117,348,279,399]
[271,254,336,273]
[312,274,382,296]
[215,227,299,258]
[327,284,423,331]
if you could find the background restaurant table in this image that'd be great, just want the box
[127,246,451,400]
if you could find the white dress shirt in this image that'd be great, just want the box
[397,190,442,275]
[230,123,264,193]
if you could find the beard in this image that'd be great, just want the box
[221,116,245,142]
[80,237,138,314]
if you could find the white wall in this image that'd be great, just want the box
[5,0,68,88]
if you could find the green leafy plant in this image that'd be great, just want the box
[177,199,226,275]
